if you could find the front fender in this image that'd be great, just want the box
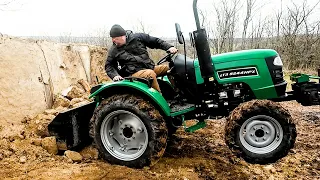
[89,80,171,116]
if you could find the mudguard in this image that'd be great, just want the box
[90,79,171,116]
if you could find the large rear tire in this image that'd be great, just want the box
[90,94,168,168]
[225,100,296,164]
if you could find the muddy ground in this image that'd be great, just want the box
[0,100,319,180]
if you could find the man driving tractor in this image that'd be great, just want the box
[105,24,178,93]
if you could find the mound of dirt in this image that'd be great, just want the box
[0,36,110,139]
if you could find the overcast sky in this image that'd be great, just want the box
[1,0,320,38]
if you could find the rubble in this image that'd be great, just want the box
[41,137,58,155]
[19,156,27,163]
[61,86,85,100]
[78,79,91,92]
[79,146,99,160]
[52,95,71,108]
[64,150,83,162]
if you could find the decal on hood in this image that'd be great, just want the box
[217,67,258,79]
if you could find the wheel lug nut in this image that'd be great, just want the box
[137,127,143,132]
[128,139,131,142]
[261,126,264,129]
[250,134,254,136]
[120,133,122,135]
[255,139,258,142]
[133,137,135,139]
[119,120,122,124]
[266,132,269,134]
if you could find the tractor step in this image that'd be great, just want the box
[184,121,206,133]
[170,103,194,112]
[169,100,195,117]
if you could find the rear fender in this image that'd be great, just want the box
[90,80,171,116]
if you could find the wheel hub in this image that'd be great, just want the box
[240,115,283,154]
[244,120,276,148]
[100,110,148,161]
[123,127,133,138]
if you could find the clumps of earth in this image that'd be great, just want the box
[0,79,99,165]
[0,81,320,179]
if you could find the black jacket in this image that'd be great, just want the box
[105,31,173,79]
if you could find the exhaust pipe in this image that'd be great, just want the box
[193,0,214,80]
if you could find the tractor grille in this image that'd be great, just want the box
[265,56,285,84]
[265,56,287,97]
[273,69,284,84]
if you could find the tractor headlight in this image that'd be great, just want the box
[273,56,283,66]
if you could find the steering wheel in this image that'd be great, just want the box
[157,52,174,65]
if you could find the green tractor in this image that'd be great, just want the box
[48,0,319,168]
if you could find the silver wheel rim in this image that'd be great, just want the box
[100,110,148,161]
[239,115,283,154]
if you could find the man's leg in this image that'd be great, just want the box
[154,64,179,92]
[131,69,161,92]
[154,64,169,76]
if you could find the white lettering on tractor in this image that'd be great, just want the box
[217,67,258,79]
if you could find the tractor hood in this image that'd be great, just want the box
[210,49,278,64]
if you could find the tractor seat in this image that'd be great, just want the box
[124,76,153,87]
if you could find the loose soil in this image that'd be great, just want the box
[0,101,319,180]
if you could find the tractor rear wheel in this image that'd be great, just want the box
[225,100,296,164]
[90,94,168,168]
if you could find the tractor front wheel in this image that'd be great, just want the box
[225,100,296,164]
[90,94,168,168]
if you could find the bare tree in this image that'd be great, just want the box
[280,0,320,69]
[211,0,241,53]
[83,27,111,47]
[199,9,208,28]
[248,15,267,49]
[275,0,283,38]
[241,0,256,49]
[132,19,153,34]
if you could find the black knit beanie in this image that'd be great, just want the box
[110,24,126,38]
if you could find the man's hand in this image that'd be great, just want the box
[167,47,178,54]
[113,75,124,81]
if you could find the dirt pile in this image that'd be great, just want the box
[0,35,110,138]
[0,97,319,179]
[24,79,92,139]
